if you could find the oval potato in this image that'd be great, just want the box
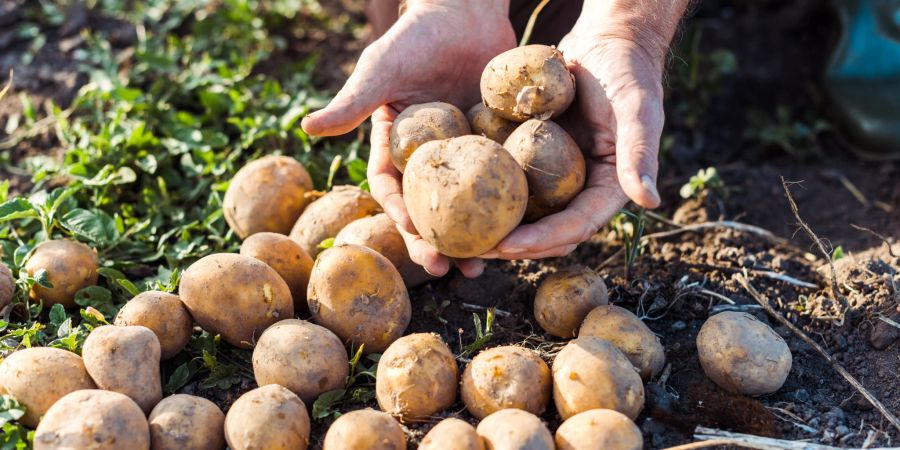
[224,385,310,450]
[114,290,193,360]
[376,333,458,421]
[467,103,518,144]
[322,409,406,450]
[25,240,99,308]
[420,418,484,450]
[555,409,643,450]
[82,325,162,414]
[289,185,381,257]
[476,409,553,450]
[34,390,149,450]
[533,267,608,338]
[0,263,13,311]
[461,345,551,419]
[580,305,665,380]
[334,213,432,287]
[149,394,225,450]
[390,102,470,172]
[240,232,314,313]
[480,45,575,121]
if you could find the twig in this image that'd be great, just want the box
[643,220,790,246]
[518,0,550,47]
[757,271,818,289]
[851,224,897,258]
[663,426,898,450]
[0,69,12,101]
[877,315,900,331]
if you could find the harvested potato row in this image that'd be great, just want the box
[466,103,518,144]
[480,45,576,121]
[376,333,458,421]
[334,213,432,287]
[241,232,315,313]
[419,418,484,450]
[34,390,149,450]
[82,325,163,414]
[225,385,310,450]
[533,267,608,338]
[476,409,554,450]
[461,345,551,419]
[149,394,225,450]
[580,305,665,380]
[289,185,381,257]
[390,102,471,172]
[555,409,643,450]
[25,239,98,308]
[114,290,194,360]
[0,262,13,311]
[322,409,406,450]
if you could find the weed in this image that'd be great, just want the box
[311,345,380,423]
[680,167,727,200]
[610,209,647,281]
[744,105,829,159]
[461,309,496,358]
[423,297,451,324]
[667,26,737,130]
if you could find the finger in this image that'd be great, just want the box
[453,258,484,278]
[368,106,416,233]
[613,91,664,209]
[482,244,577,261]
[396,224,450,277]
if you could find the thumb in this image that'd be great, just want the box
[614,93,664,209]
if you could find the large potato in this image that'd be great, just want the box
[461,345,551,419]
[475,409,553,450]
[696,311,792,395]
[419,418,484,450]
[552,336,644,420]
[322,409,406,450]
[179,253,293,348]
[252,319,349,405]
[580,305,665,380]
[25,239,98,308]
[376,333,458,421]
[533,267,608,338]
[555,409,643,450]
[114,290,193,360]
[223,155,313,239]
[390,102,471,172]
[224,385,310,450]
[34,390,149,450]
[289,185,381,257]
[334,213,432,287]
[0,347,96,427]
[240,232,314,313]
[0,262,13,311]
[480,45,575,121]
[467,103,518,144]
[148,394,225,450]
[308,245,410,353]
[402,135,528,258]
[82,325,162,414]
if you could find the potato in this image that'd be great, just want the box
[322,409,406,450]
[34,389,149,450]
[533,267,608,338]
[579,305,665,380]
[475,409,553,450]
[289,185,381,257]
[503,119,586,221]
[307,244,410,353]
[0,262,13,311]
[25,239,98,308]
[334,213,433,287]
[555,409,643,450]
[240,232,314,313]
[252,319,349,405]
[467,103,518,144]
[223,155,313,239]
[696,311,792,395]
[148,394,225,450]
[460,345,551,419]
[179,253,293,348]
[224,385,310,450]
[114,290,193,360]
[376,333,458,421]
[0,347,96,427]
[480,45,575,121]
[552,336,644,420]
[390,102,471,172]
[82,325,162,414]
[419,418,484,450]
[402,135,528,258]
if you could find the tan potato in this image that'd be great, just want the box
[533,267,608,338]
[252,319,349,405]
[503,119,586,221]
[402,135,528,258]
[390,102,471,172]
[334,213,432,287]
[307,244,410,353]
[224,385,310,450]
[475,409,553,450]
[696,311,792,395]
[25,240,98,308]
[460,345,551,419]
[82,325,162,414]
[552,336,644,420]
[376,333,458,421]
[480,45,576,121]
[322,409,406,450]
[240,232,314,313]
[289,185,381,257]
[419,418,484,450]
[0,262,13,311]
[0,347,96,427]
[114,291,193,360]
[555,409,643,450]
[579,305,665,381]
[34,389,149,450]
[179,253,293,349]
[223,155,313,239]
[467,103,518,144]
[148,394,225,450]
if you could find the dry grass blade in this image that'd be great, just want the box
[662,426,898,450]
[518,0,550,47]
[0,69,12,101]
[850,224,897,258]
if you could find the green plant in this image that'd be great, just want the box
[744,105,829,159]
[0,395,31,449]
[423,297,451,324]
[311,345,380,423]
[610,209,647,282]
[680,167,726,199]
[667,26,738,130]
[461,309,496,358]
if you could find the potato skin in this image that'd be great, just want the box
[0,263,13,311]
[403,136,528,258]
[533,267,608,338]
[25,240,98,308]
[289,185,381,257]
[252,319,349,405]
[390,102,471,172]
[148,394,225,450]
[334,213,432,287]
[0,347,96,427]
[419,418,485,450]
[461,345,551,419]
[34,389,149,450]
[376,333,458,421]
[240,232,314,313]
[696,311,792,395]
[480,45,575,121]
[579,305,665,381]
[552,336,644,420]
[467,103,518,144]
[307,245,411,353]
[223,155,313,239]
[476,409,553,450]
[555,409,643,450]
[224,385,310,450]
[82,325,162,414]
[179,253,293,348]
[114,291,193,360]
[322,409,406,450]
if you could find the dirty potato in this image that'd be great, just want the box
[148,394,225,450]
[82,325,162,414]
[390,102,471,172]
[289,185,381,257]
[0,263,13,311]
[419,418,484,450]
[34,390,149,450]
[25,239,99,308]
[114,290,193,360]
[533,267,608,338]
[476,409,553,450]
[461,345,551,419]
[579,305,665,381]
[376,333,458,421]
[334,213,432,287]
[240,232,314,313]
[480,45,576,121]
[224,385,310,450]
[555,409,643,450]
[322,409,406,450]
[466,103,518,144]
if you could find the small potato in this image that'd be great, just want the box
[114,291,193,360]
[419,418,484,450]
[580,305,665,381]
[460,345,551,419]
[82,325,162,414]
[533,267,608,338]
[223,155,313,239]
[390,102,471,172]
[34,389,149,450]
[480,45,575,121]
[322,409,406,450]
[696,311,792,395]
[25,239,99,308]
[240,232,314,313]
[334,213,433,287]
[179,253,293,349]
[224,385,310,450]
[376,333,458,421]
[403,136,528,258]
[252,319,349,405]
[0,347,96,427]
[289,185,381,257]
[476,409,553,450]
[555,409,643,450]
[308,245,411,353]
[0,263,13,311]
[149,394,225,450]
[467,103,518,144]
[552,336,644,420]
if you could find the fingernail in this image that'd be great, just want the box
[641,174,661,205]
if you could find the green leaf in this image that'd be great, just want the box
[61,209,119,245]
[33,269,53,289]
[832,246,845,261]
[317,237,335,250]
[0,395,25,427]
[164,362,197,394]
[312,389,346,420]
[116,278,140,296]
[74,286,116,318]
[0,199,38,222]
[48,304,66,326]
[345,159,367,184]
